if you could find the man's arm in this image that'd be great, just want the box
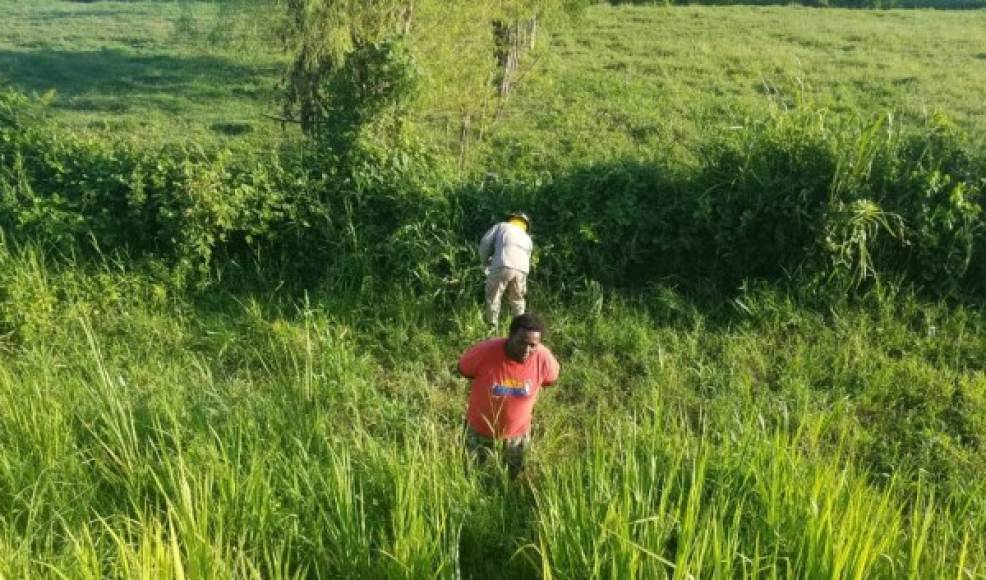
[478,224,498,266]
[458,342,485,378]
[540,348,561,387]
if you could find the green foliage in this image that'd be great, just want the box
[3,88,985,296]
[821,198,905,287]
[278,0,410,134]
[698,112,842,281]
[2,251,986,576]
[277,0,588,160]
[7,3,986,155]
[476,110,984,294]
[311,36,420,153]
[5,3,986,577]
[890,118,984,290]
[0,91,303,285]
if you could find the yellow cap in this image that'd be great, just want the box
[508,218,528,232]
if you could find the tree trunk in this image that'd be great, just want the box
[525,15,538,50]
[399,4,413,35]
[492,16,539,97]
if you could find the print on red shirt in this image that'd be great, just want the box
[492,378,532,397]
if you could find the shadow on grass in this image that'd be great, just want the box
[209,121,255,136]
[0,48,277,112]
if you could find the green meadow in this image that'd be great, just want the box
[3,1,986,578]
[3,2,985,154]
[0,0,284,146]
[497,5,986,168]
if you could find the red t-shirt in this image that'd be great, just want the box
[459,338,561,438]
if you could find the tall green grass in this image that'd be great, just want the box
[3,2,986,576]
[2,241,986,577]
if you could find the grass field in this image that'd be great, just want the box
[495,4,986,168]
[2,1,985,158]
[0,0,285,146]
[3,245,986,577]
[3,1,986,578]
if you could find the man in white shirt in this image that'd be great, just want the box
[479,212,533,330]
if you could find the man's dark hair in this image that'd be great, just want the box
[509,313,546,337]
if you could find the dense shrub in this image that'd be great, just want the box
[2,89,984,296]
[882,118,984,291]
[0,88,471,292]
[506,163,713,286]
[697,112,841,281]
[485,111,984,293]
[0,95,302,283]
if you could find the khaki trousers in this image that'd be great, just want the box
[484,267,527,327]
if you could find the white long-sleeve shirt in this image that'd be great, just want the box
[479,222,533,274]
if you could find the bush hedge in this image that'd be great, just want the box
[1,89,983,296]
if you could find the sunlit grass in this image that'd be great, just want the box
[3,1,986,576]
[1,242,985,576]
[2,2,985,159]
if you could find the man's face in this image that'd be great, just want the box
[506,329,541,363]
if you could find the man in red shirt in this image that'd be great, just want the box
[458,313,561,478]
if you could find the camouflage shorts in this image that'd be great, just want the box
[465,425,531,478]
